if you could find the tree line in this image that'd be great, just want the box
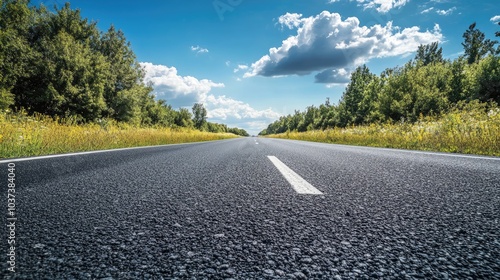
[260,22,500,135]
[0,1,248,136]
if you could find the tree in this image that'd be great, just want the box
[175,108,193,128]
[415,42,443,66]
[192,103,207,130]
[462,22,497,64]
[0,0,33,110]
[339,65,375,125]
[98,26,146,120]
[475,55,500,103]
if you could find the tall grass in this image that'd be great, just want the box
[0,111,238,159]
[267,104,500,156]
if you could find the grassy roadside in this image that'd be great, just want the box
[265,106,500,157]
[0,111,238,159]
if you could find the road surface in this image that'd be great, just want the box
[1,138,499,279]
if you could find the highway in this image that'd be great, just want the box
[1,137,499,279]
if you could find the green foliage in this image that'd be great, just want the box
[0,1,247,134]
[228,127,249,137]
[474,55,500,103]
[266,102,500,156]
[415,42,443,66]
[261,23,500,138]
[462,22,497,64]
[175,108,194,128]
[192,103,207,130]
[0,88,14,110]
[340,65,376,126]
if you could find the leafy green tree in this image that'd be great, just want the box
[359,76,383,123]
[462,22,497,64]
[0,0,34,110]
[302,105,319,131]
[376,65,412,122]
[475,55,500,103]
[175,108,193,128]
[228,127,249,137]
[17,29,108,121]
[338,65,376,125]
[98,26,146,120]
[415,42,443,66]
[410,62,451,118]
[192,103,207,130]
[448,58,469,103]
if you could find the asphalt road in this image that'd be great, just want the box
[1,137,499,279]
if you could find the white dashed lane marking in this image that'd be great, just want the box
[267,156,323,195]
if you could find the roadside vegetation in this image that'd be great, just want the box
[0,110,238,159]
[0,1,247,159]
[268,102,500,156]
[260,23,500,156]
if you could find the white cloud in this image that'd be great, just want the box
[245,11,443,83]
[436,7,456,16]
[327,0,409,13]
[279,13,304,29]
[140,62,280,134]
[421,7,434,14]
[233,64,249,73]
[206,95,280,120]
[206,95,280,135]
[190,45,209,54]
[354,0,410,13]
[140,62,223,105]
[490,15,500,24]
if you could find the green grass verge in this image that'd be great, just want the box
[0,111,238,159]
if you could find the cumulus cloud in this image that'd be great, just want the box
[206,95,280,135]
[233,64,249,73]
[191,45,209,54]
[436,7,456,16]
[140,62,224,105]
[245,11,443,84]
[314,68,351,84]
[206,95,280,120]
[279,12,304,29]
[490,15,500,24]
[327,0,409,13]
[421,7,434,14]
[140,62,280,133]
[356,0,410,13]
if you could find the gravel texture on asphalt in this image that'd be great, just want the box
[1,138,499,279]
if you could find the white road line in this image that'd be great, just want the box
[267,156,323,195]
[276,139,500,161]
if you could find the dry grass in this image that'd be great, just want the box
[266,106,500,156]
[0,111,238,159]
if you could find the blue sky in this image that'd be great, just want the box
[36,0,500,135]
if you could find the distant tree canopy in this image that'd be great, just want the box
[0,1,247,136]
[462,22,497,64]
[260,23,500,136]
[192,103,207,130]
